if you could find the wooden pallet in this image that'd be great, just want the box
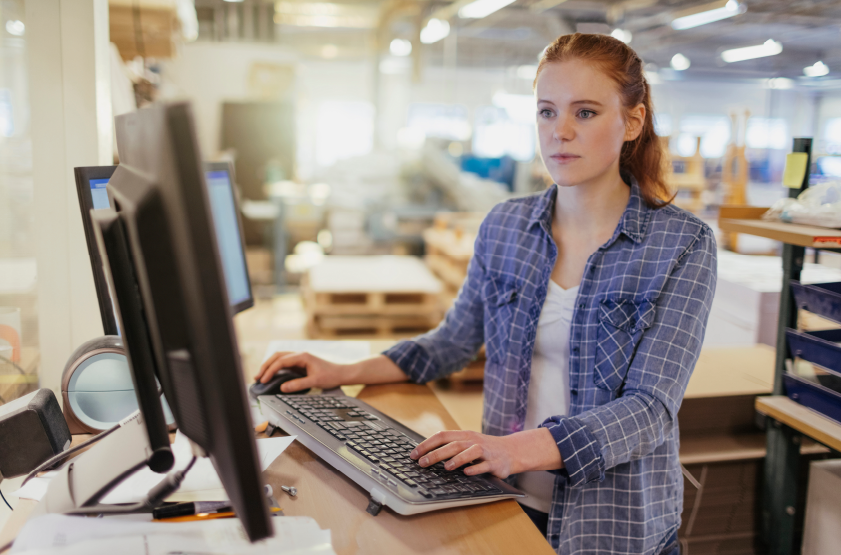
[303,256,445,339]
[308,313,441,339]
[423,228,475,292]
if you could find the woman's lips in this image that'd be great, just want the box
[550,153,581,164]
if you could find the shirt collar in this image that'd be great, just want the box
[528,175,650,244]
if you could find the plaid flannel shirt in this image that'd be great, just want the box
[384,177,717,555]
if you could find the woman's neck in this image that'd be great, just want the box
[553,170,630,236]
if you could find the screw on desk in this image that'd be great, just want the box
[280,485,297,497]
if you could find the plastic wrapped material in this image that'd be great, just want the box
[763,181,841,228]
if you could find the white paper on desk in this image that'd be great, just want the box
[11,433,296,503]
[10,514,335,555]
[263,340,371,364]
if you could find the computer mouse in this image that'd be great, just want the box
[249,367,310,398]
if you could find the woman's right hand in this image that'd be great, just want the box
[254,351,346,393]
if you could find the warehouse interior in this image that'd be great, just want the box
[2,1,841,554]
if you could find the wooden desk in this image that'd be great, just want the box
[1,370,551,554]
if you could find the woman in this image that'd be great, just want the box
[256,33,716,555]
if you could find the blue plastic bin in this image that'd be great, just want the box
[790,280,841,326]
[784,372,841,424]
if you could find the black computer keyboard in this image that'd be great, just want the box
[260,393,523,510]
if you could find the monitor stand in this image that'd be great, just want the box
[32,412,174,517]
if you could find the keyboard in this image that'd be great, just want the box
[257,393,524,515]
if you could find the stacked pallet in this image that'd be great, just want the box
[303,256,444,339]
[423,212,483,300]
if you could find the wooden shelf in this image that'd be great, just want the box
[719,218,841,249]
[756,396,841,453]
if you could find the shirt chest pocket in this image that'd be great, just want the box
[594,298,656,391]
[482,278,520,364]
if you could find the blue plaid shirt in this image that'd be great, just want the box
[384,178,717,555]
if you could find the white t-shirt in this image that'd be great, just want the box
[518,280,579,513]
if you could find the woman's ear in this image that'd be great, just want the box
[624,104,646,142]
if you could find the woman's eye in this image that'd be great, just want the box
[578,110,596,119]
[538,109,553,118]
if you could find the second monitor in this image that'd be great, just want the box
[74,161,254,336]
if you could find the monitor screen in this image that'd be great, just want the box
[204,168,251,310]
[89,178,111,210]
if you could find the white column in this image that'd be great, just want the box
[27,0,112,396]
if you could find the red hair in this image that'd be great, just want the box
[535,33,672,208]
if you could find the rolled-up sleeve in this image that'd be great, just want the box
[382,223,489,383]
[541,227,717,487]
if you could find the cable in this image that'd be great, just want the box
[21,422,122,487]
[67,455,197,515]
[0,489,11,511]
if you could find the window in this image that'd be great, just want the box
[315,101,375,167]
[746,117,788,150]
[406,103,470,141]
[677,114,731,158]
[472,95,536,162]
[0,1,38,407]
[823,118,841,155]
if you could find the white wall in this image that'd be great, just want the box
[27,0,112,395]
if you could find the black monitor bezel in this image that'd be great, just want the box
[203,161,254,314]
[112,103,271,542]
[74,165,119,335]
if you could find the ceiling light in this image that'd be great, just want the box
[273,2,377,28]
[390,38,412,57]
[803,61,829,78]
[458,0,516,19]
[767,77,794,89]
[671,53,691,71]
[611,28,632,43]
[420,19,450,44]
[672,0,745,31]
[5,20,25,36]
[721,39,783,63]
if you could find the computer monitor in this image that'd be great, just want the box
[75,161,253,336]
[104,102,272,541]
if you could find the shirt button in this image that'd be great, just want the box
[572,346,579,353]
[578,303,585,309]
[570,389,578,396]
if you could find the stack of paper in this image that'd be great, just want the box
[11,514,335,555]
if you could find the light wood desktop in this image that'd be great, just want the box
[1,341,552,555]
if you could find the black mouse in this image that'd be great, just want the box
[249,367,310,398]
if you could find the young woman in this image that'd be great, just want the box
[256,33,716,555]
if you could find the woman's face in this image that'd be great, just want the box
[535,59,643,189]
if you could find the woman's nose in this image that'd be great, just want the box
[553,115,574,141]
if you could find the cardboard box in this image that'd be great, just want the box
[802,460,841,555]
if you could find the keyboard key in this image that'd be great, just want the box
[404,479,418,487]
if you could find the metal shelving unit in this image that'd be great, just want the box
[719,138,841,555]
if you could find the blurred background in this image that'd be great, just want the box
[2,1,841,552]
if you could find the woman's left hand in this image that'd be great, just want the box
[410,428,562,479]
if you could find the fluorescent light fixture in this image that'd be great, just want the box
[459,0,516,19]
[390,39,412,56]
[420,19,450,44]
[274,2,377,28]
[721,39,783,63]
[611,28,632,43]
[671,53,691,71]
[672,0,745,31]
[804,61,829,78]
[5,20,24,36]
[767,77,794,89]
